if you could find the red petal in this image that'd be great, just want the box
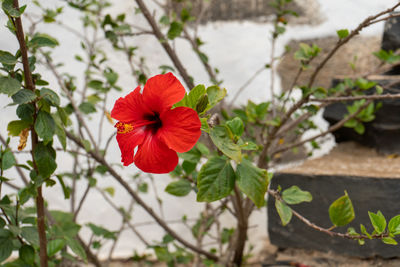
[111,86,152,123]
[116,127,146,166]
[134,133,178,173]
[158,107,201,153]
[143,73,185,113]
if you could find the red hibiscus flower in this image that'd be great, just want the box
[111,73,201,174]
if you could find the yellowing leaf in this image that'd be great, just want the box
[18,128,29,151]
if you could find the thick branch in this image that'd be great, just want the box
[12,1,48,266]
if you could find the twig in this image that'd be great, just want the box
[268,189,388,240]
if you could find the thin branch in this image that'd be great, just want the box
[228,65,266,108]
[268,189,388,240]
[182,27,217,83]
[134,0,194,89]
[65,131,218,261]
[41,53,99,153]
[272,100,373,155]
[96,188,149,246]
[311,93,400,102]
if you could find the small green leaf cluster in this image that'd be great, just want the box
[0,198,88,265]
[159,2,195,41]
[373,49,400,64]
[102,13,132,47]
[270,0,298,38]
[336,29,349,39]
[347,211,400,246]
[344,100,379,134]
[294,43,321,69]
[150,234,194,267]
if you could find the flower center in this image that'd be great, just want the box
[144,112,162,133]
[115,122,134,134]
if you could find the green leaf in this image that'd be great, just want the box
[360,224,372,239]
[0,76,21,96]
[388,215,400,235]
[179,147,201,163]
[19,245,35,265]
[196,95,209,113]
[0,238,13,262]
[174,84,206,109]
[221,228,234,244]
[200,117,210,133]
[7,120,31,136]
[275,200,292,226]
[236,158,269,208]
[329,191,355,227]
[87,223,116,239]
[209,126,241,162]
[40,88,60,106]
[104,187,114,197]
[337,29,349,39]
[2,150,16,170]
[0,50,17,65]
[104,70,118,85]
[197,156,235,202]
[206,86,226,110]
[34,110,55,143]
[12,89,36,104]
[165,179,192,197]
[33,142,57,178]
[2,0,23,17]
[167,21,183,40]
[182,160,196,174]
[29,33,59,48]
[154,246,173,262]
[240,141,258,150]
[65,237,87,261]
[56,175,70,199]
[187,85,206,108]
[196,143,209,156]
[226,117,244,137]
[17,104,35,123]
[55,123,66,150]
[79,102,96,114]
[47,239,65,257]
[368,211,386,234]
[0,218,5,228]
[21,227,39,247]
[382,237,398,245]
[87,80,103,90]
[282,185,312,205]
